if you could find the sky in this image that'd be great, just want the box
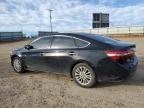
[0,0,144,35]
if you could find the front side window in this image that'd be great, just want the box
[51,36,76,49]
[30,37,52,49]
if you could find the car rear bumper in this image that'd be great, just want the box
[96,56,138,82]
[116,56,138,79]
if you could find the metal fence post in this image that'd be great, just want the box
[117,27,119,34]
[89,29,91,33]
[11,32,13,41]
[143,26,144,36]
[129,26,130,36]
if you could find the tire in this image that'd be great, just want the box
[72,63,97,88]
[12,57,25,73]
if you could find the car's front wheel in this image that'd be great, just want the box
[12,57,25,73]
[72,63,97,88]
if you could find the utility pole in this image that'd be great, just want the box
[46,9,53,32]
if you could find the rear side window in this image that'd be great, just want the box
[75,38,89,48]
[30,37,52,49]
[51,36,76,49]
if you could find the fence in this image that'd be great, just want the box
[69,26,144,36]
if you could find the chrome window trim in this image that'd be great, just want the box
[51,35,91,48]
[30,35,91,49]
[30,36,53,44]
[29,36,53,50]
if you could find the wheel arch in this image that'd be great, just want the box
[11,55,18,65]
[11,54,22,66]
[70,60,96,78]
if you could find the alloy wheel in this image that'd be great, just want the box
[75,66,92,85]
[13,58,21,72]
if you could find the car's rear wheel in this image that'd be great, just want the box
[12,57,25,73]
[72,63,97,88]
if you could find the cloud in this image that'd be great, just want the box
[0,0,143,34]
[98,0,117,5]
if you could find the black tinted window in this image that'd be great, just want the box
[30,37,52,49]
[51,36,76,49]
[75,38,89,47]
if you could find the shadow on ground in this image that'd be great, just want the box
[0,56,143,88]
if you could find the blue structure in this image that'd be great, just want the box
[38,31,58,37]
[0,32,24,41]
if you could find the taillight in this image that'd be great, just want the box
[105,50,134,60]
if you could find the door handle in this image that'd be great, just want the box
[68,51,76,55]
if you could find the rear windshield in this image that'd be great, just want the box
[91,35,119,44]
[80,33,121,45]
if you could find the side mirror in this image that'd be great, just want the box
[24,45,33,50]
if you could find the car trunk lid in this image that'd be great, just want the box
[111,41,136,51]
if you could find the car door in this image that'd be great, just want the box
[49,35,80,74]
[22,36,53,72]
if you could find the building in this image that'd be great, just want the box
[0,32,24,41]
[38,31,58,37]
[92,13,109,28]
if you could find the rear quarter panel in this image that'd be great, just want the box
[78,49,107,78]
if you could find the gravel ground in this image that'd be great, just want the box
[0,37,144,108]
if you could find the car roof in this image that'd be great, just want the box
[42,32,101,39]
[49,32,104,38]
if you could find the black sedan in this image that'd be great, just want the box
[10,33,138,88]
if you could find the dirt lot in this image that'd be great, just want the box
[0,37,144,108]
